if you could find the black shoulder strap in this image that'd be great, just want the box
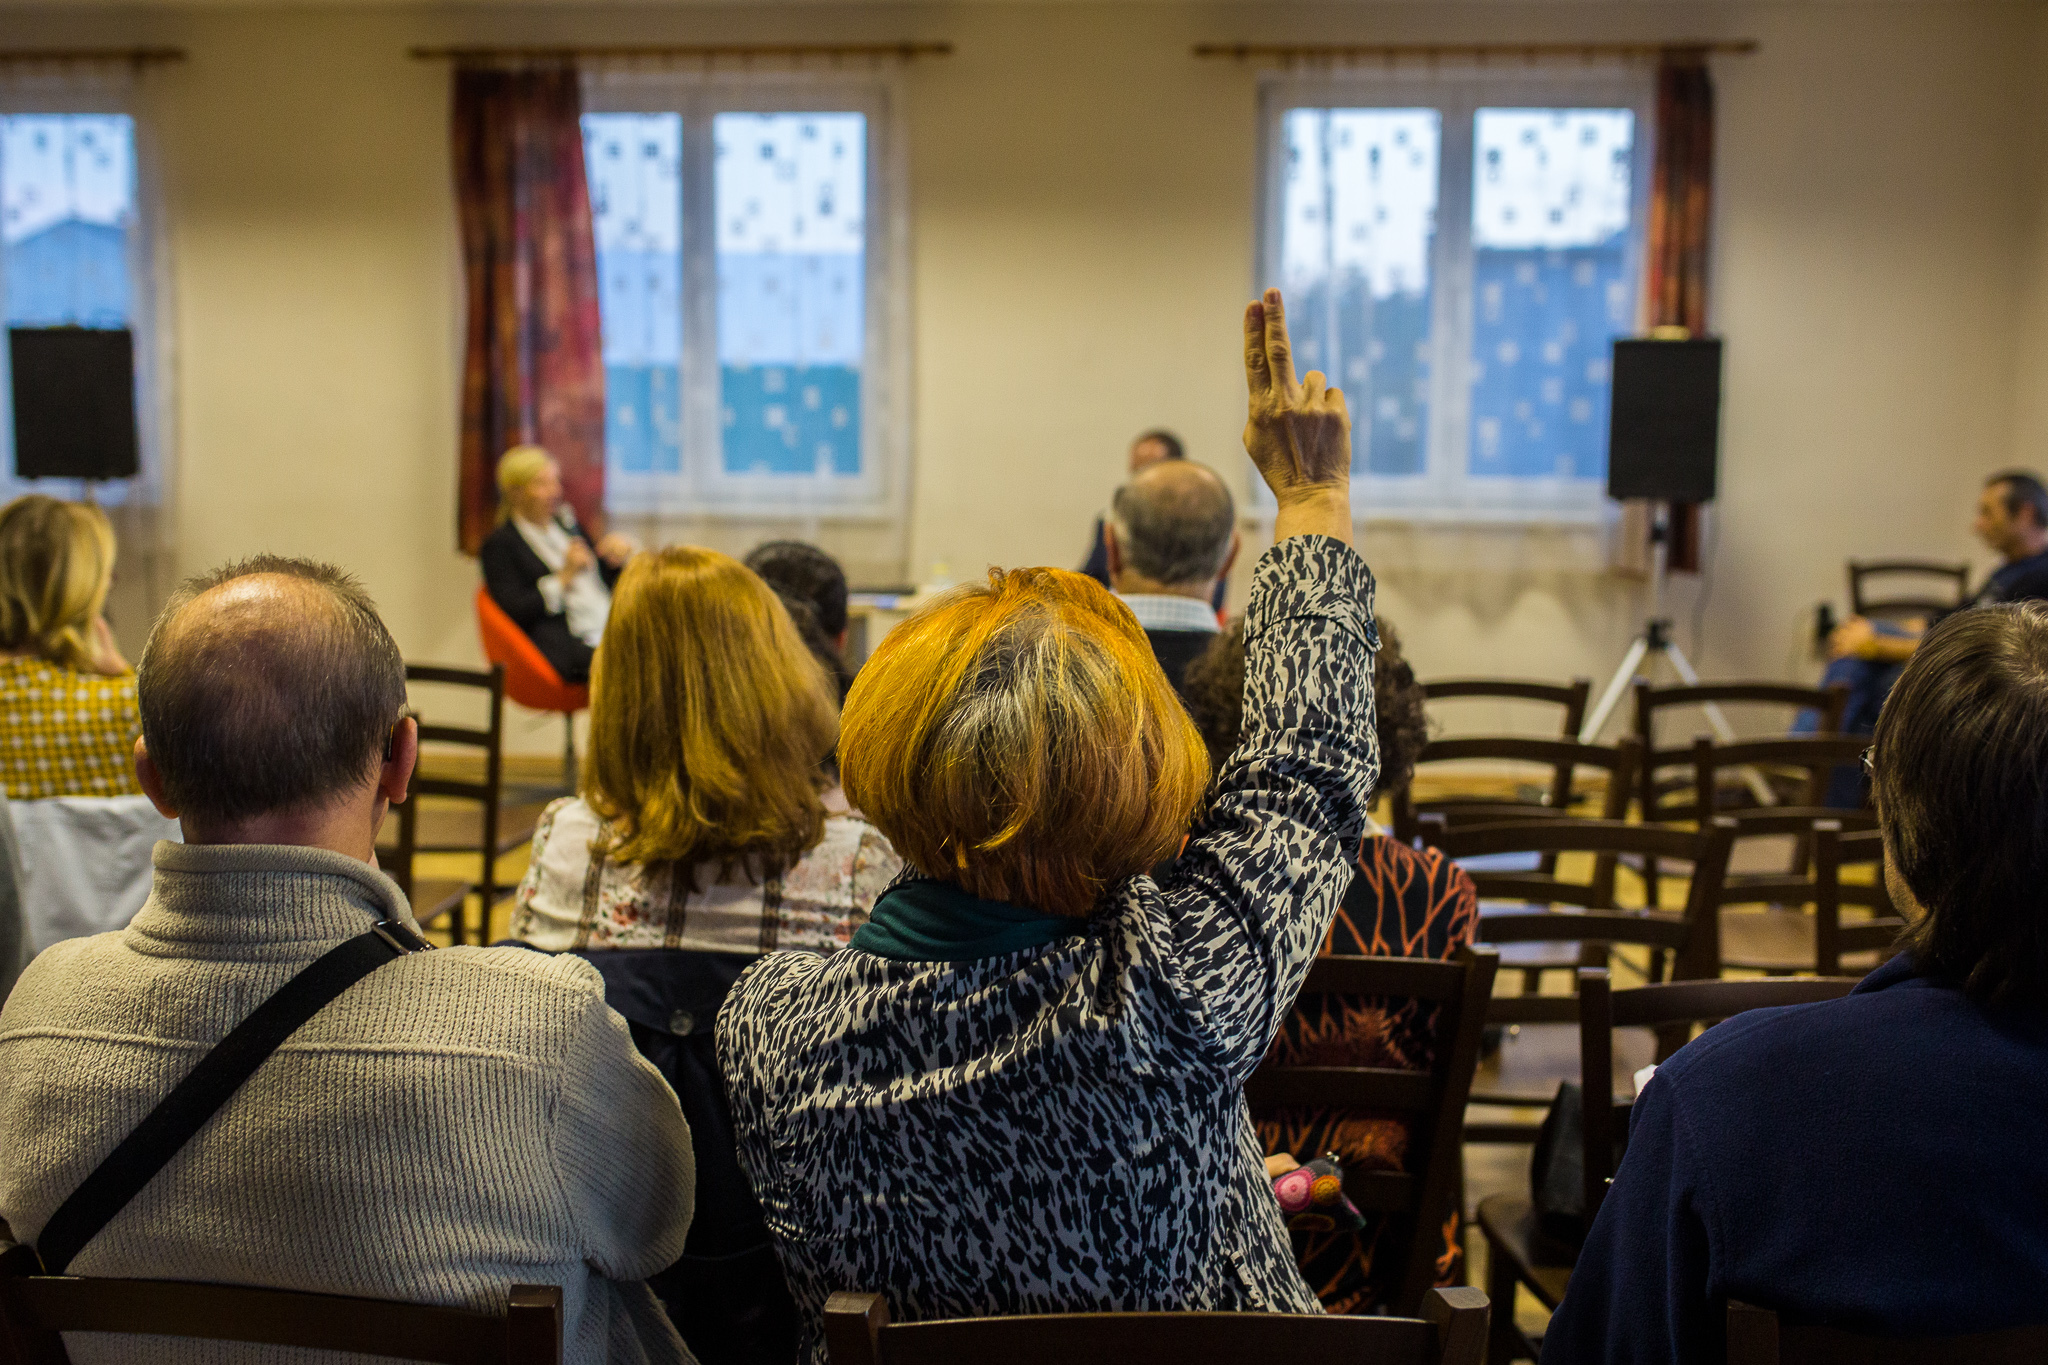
[33,920,431,1275]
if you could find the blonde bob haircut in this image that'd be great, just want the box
[585,544,840,873]
[494,445,554,522]
[840,566,1209,918]
[0,495,117,673]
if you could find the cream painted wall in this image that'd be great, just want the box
[4,0,2042,749]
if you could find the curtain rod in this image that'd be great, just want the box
[1194,41,1758,62]
[409,43,952,63]
[0,48,187,68]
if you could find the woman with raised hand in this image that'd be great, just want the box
[717,289,1378,1359]
[509,545,902,1365]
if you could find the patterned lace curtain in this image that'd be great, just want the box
[451,66,605,555]
[1639,53,1716,573]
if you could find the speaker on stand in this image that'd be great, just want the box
[7,326,141,493]
[1578,335,1740,745]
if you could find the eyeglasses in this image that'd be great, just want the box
[384,705,417,761]
[1861,746,1875,776]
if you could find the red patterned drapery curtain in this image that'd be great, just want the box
[451,65,605,556]
[1642,52,1715,572]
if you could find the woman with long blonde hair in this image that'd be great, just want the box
[0,495,139,798]
[510,544,901,1365]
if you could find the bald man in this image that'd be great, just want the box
[1078,429,1226,613]
[1105,459,1240,697]
[0,556,695,1365]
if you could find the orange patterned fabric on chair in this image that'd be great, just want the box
[476,587,589,715]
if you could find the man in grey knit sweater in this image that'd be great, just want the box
[0,556,697,1364]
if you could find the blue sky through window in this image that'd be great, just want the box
[715,112,865,479]
[583,112,683,477]
[1,115,134,328]
[1468,108,1636,482]
[1280,108,1438,477]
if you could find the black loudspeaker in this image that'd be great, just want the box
[1606,337,1722,504]
[8,327,140,481]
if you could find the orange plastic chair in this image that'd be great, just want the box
[475,586,589,785]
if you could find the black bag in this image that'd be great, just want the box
[28,920,429,1273]
[1528,1079,1620,1252]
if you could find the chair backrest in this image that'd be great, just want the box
[1393,736,1639,846]
[1576,970,1860,1224]
[9,795,181,954]
[1243,945,1500,1314]
[1847,559,1970,620]
[474,587,589,715]
[821,1286,1489,1365]
[1417,677,1592,739]
[1813,823,1905,976]
[1726,1299,2048,1364]
[1690,736,1869,828]
[1424,817,1738,1007]
[0,1244,562,1365]
[1634,682,1848,823]
[391,663,507,944]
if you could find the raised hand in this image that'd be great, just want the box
[1243,288,1353,544]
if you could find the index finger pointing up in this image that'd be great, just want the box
[1244,299,1272,395]
[1262,287,1298,393]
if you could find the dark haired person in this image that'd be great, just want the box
[1543,600,2048,1363]
[1105,460,1239,697]
[1078,429,1226,613]
[1180,618,1478,1311]
[1813,471,2048,737]
[0,557,695,1364]
[745,539,855,700]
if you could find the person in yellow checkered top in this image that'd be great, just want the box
[0,496,140,800]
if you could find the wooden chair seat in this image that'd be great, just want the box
[1477,1194,1573,1311]
[1467,1022,1656,1113]
[823,1286,1490,1365]
[408,878,475,929]
[1719,908,1882,975]
[380,801,549,859]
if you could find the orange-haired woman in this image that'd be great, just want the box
[510,545,900,1365]
[717,290,1380,1362]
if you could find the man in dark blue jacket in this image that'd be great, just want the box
[1544,601,2048,1363]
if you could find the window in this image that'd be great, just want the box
[0,112,154,493]
[582,78,903,519]
[1261,70,1653,520]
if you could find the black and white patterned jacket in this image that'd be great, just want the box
[717,535,1379,1360]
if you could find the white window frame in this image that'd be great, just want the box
[1257,64,1655,524]
[0,75,171,511]
[582,69,910,523]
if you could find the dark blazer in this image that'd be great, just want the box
[1146,627,1217,701]
[1542,953,2048,1364]
[478,514,622,686]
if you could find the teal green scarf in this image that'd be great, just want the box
[852,877,1076,962]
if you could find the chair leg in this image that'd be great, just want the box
[563,712,578,791]
[1486,1239,1524,1365]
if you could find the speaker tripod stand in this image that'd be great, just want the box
[1578,502,1744,759]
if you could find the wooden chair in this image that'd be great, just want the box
[821,1286,1489,1365]
[1422,818,1737,1145]
[1704,807,1903,976]
[1478,971,1860,1365]
[1726,1301,2048,1364]
[1847,559,1970,622]
[378,663,544,945]
[1244,946,1500,1315]
[1393,736,1637,850]
[1633,680,1848,822]
[0,1242,562,1364]
[1417,678,1592,740]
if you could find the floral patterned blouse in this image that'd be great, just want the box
[508,796,903,955]
[0,656,142,800]
[1255,833,1481,1314]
